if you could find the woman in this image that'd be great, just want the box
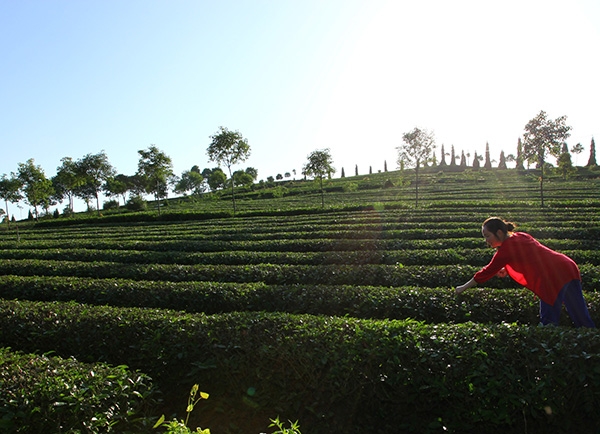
[455,217,595,328]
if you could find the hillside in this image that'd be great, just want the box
[1,167,600,434]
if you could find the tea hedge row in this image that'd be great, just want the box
[1,236,598,254]
[0,247,497,266]
[4,274,598,326]
[2,246,600,267]
[0,347,156,433]
[9,216,597,241]
[1,300,599,433]
[5,225,600,243]
[2,259,600,290]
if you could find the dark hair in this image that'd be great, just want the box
[482,217,516,235]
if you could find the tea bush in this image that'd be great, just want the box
[0,347,156,433]
[1,301,600,433]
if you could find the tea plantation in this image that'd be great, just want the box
[1,168,600,433]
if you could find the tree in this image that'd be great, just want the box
[136,145,175,215]
[53,157,85,214]
[341,167,345,178]
[0,174,22,227]
[515,138,525,170]
[497,151,507,169]
[587,137,597,167]
[571,143,584,166]
[175,170,206,196]
[233,170,255,189]
[74,151,115,215]
[302,148,335,208]
[522,110,572,207]
[484,142,492,169]
[473,152,480,169]
[396,127,435,207]
[207,126,251,214]
[556,142,576,180]
[17,159,54,220]
[460,150,467,167]
[104,174,135,205]
[449,145,456,166]
[207,168,227,192]
[439,144,447,166]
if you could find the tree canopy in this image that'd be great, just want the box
[522,110,571,206]
[302,148,335,208]
[207,127,251,214]
[396,127,435,207]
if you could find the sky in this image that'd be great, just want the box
[1,0,599,214]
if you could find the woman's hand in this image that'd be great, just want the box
[455,277,476,295]
[455,284,468,295]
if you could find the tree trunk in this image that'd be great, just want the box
[228,166,236,215]
[415,162,420,208]
[540,159,545,207]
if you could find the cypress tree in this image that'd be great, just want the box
[484,142,492,169]
[587,137,597,167]
[498,151,507,169]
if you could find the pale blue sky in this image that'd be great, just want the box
[1,0,599,214]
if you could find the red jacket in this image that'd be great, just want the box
[474,231,580,305]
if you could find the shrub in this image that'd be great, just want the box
[0,347,156,433]
[103,199,120,210]
[127,195,148,211]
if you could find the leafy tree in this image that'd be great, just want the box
[460,150,467,167]
[396,127,435,208]
[302,148,335,208]
[73,151,115,215]
[571,143,584,166]
[0,174,22,227]
[587,137,597,167]
[207,126,251,214]
[53,157,85,214]
[17,159,54,220]
[233,170,255,189]
[207,168,227,192]
[245,167,258,181]
[136,145,174,215]
[175,169,206,196]
[522,110,572,206]
[104,174,135,205]
[556,142,576,180]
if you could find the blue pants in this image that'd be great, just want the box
[539,279,596,328]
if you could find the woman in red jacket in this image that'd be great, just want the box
[456,217,595,327]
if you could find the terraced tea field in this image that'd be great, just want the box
[1,169,600,433]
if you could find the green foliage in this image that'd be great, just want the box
[269,416,302,434]
[154,384,210,434]
[2,169,600,433]
[1,302,600,433]
[0,347,156,433]
[126,195,148,211]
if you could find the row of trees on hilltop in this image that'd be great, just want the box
[397,110,597,207]
[1,114,597,219]
[0,127,256,222]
